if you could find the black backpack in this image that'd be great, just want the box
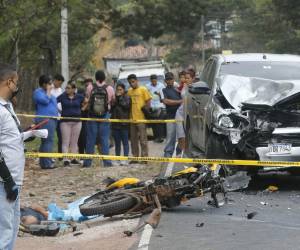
[89,83,109,116]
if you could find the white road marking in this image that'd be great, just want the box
[137,224,154,250]
[137,153,176,249]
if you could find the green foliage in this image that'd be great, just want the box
[232,0,300,54]
[110,0,300,67]
[109,0,236,66]
[0,0,113,111]
[0,0,112,74]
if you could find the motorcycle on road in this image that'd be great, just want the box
[79,164,227,221]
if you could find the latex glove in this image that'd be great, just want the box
[32,129,48,139]
[4,177,18,202]
[23,129,48,142]
[0,151,18,201]
[22,130,34,141]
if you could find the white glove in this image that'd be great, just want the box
[32,129,48,138]
[22,129,48,141]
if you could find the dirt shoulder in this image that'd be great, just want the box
[16,218,139,250]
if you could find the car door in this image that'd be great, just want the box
[186,59,213,151]
[197,59,218,150]
[186,85,203,149]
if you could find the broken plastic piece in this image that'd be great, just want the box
[260,201,268,206]
[247,212,258,219]
[267,185,278,192]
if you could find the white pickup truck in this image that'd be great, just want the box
[117,60,167,89]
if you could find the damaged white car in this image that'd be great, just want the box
[185,53,300,170]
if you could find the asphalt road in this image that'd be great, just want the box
[140,166,300,250]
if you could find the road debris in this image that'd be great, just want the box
[266,185,279,192]
[73,232,83,237]
[260,201,268,206]
[247,212,258,220]
[123,231,133,237]
[29,192,36,197]
[224,172,251,191]
[62,191,77,197]
[195,222,204,227]
[124,209,162,237]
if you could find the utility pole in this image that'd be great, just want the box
[61,0,69,88]
[201,15,205,67]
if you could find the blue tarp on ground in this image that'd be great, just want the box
[48,197,98,222]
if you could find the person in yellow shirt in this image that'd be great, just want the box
[127,74,152,163]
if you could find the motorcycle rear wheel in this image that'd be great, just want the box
[80,193,138,217]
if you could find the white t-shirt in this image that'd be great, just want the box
[51,87,63,115]
[51,87,63,98]
[146,82,165,110]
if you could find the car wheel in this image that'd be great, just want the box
[205,133,234,177]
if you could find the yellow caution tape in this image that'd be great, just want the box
[17,114,181,124]
[25,152,300,168]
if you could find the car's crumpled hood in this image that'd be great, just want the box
[217,74,300,110]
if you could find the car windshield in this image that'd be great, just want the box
[117,75,165,90]
[219,61,300,80]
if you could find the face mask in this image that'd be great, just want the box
[10,88,20,100]
[7,78,20,100]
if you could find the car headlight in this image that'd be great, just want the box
[218,115,234,128]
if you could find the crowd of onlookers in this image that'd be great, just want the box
[32,68,196,169]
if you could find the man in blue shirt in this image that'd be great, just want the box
[146,74,166,143]
[33,75,58,169]
[162,72,183,157]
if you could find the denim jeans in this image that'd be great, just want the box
[84,113,112,167]
[56,120,62,153]
[112,128,129,156]
[37,118,57,168]
[151,110,165,140]
[164,123,181,157]
[78,121,87,154]
[0,183,20,250]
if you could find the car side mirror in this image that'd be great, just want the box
[188,81,211,95]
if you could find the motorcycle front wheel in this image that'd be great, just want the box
[80,193,138,217]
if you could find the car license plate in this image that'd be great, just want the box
[268,143,292,155]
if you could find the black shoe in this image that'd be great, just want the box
[129,160,139,164]
[140,161,148,164]
[70,159,81,166]
[64,161,70,167]
[154,138,164,143]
